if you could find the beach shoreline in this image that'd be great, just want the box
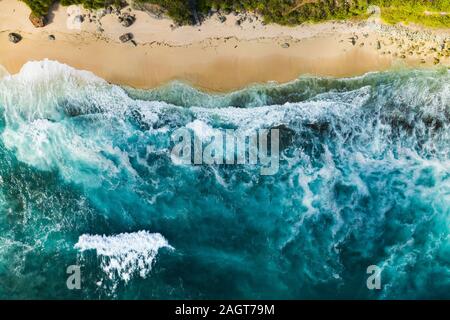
[1,0,449,92]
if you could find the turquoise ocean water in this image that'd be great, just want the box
[0,60,448,299]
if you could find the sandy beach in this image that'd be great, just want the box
[0,0,449,91]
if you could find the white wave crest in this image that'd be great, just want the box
[75,231,173,283]
[7,59,104,85]
[186,119,217,139]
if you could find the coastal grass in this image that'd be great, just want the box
[21,0,450,28]
[22,0,54,17]
[381,7,450,28]
[160,0,372,25]
[372,0,450,28]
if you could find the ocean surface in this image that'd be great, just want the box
[0,60,448,299]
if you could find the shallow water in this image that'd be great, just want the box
[0,60,448,299]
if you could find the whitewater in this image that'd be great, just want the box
[0,60,448,299]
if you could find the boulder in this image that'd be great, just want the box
[120,13,135,27]
[74,15,84,24]
[119,33,133,43]
[29,13,46,28]
[8,32,22,43]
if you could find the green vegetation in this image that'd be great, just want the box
[138,0,450,27]
[371,0,450,28]
[21,0,122,17]
[22,0,54,16]
[197,0,370,25]
[22,0,450,28]
[59,0,123,9]
[139,0,193,24]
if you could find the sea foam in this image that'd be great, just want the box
[75,231,173,283]
[13,59,104,85]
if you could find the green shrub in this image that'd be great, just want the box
[21,0,450,27]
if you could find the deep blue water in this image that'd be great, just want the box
[0,60,448,299]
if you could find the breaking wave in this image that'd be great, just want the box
[75,231,173,283]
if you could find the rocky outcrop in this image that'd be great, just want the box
[74,15,84,24]
[130,2,165,20]
[29,13,46,28]
[8,33,22,43]
[218,15,226,23]
[119,13,136,27]
[119,33,133,43]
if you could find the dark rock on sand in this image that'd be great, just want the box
[74,15,84,24]
[8,33,22,43]
[119,33,133,43]
[48,34,55,41]
[281,42,290,48]
[29,13,46,28]
[119,13,136,27]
